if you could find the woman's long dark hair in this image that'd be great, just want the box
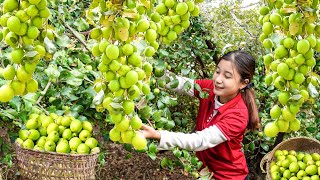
[219,50,260,131]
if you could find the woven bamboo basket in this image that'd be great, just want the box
[260,137,320,180]
[15,143,99,180]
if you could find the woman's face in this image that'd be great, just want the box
[212,59,247,103]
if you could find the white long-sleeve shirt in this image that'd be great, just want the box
[157,75,227,151]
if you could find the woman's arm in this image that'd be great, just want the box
[140,124,227,151]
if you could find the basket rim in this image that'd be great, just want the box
[15,142,100,157]
[270,136,320,154]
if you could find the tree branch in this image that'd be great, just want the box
[230,2,260,10]
[59,18,91,52]
[205,40,219,64]
[229,11,254,37]
[273,132,285,149]
[192,50,209,78]
[36,81,52,104]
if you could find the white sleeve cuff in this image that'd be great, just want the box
[157,125,227,151]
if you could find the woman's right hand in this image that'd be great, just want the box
[140,124,161,140]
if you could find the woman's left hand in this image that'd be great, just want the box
[140,124,161,140]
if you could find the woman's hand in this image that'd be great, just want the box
[140,124,161,140]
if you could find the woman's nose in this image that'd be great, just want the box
[215,75,223,83]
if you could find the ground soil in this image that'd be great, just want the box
[0,141,195,180]
[96,142,196,180]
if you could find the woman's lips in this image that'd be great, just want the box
[215,85,223,90]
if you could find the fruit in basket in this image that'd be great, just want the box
[79,130,91,141]
[85,138,98,149]
[23,139,34,149]
[270,150,320,179]
[69,137,82,151]
[16,114,99,154]
[56,140,70,153]
[77,143,90,154]
[70,119,83,133]
[44,140,56,152]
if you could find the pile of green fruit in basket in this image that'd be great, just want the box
[15,113,99,154]
[270,150,320,180]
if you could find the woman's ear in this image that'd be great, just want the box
[240,79,249,90]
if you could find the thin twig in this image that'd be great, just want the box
[146,119,153,127]
[230,11,253,37]
[36,81,52,104]
[59,18,91,52]
[230,2,260,10]
[191,50,209,78]
[37,103,50,115]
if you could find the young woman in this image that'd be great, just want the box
[140,50,260,180]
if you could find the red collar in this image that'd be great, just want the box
[213,92,243,114]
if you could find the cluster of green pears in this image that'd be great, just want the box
[87,0,202,150]
[16,113,100,154]
[270,150,320,180]
[153,0,200,44]
[260,0,320,137]
[0,0,54,103]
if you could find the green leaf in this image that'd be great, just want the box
[306,127,316,133]
[165,120,175,129]
[44,37,57,54]
[9,96,21,112]
[190,156,199,165]
[77,53,91,64]
[197,161,203,170]
[44,65,60,79]
[291,94,302,100]
[1,109,16,119]
[146,93,155,101]
[147,152,157,160]
[74,18,90,31]
[260,143,269,152]
[70,104,84,113]
[173,149,182,158]
[25,51,38,58]
[110,102,122,109]
[194,84,201,91]
[157,100,165,109]
[160,158,169,168]
[182,150,190,158]
[183,81,192,92]
[70,69,85,79]
[159,49,169,56]
[289,22,299,35]
[181,68,191,75]
[160,96,170,104]
[308,83,319,98]
[113,96,123,103]
[199,91,209,99]
[152,110,162,122]
[148,143,157,153]
[170,79,179,89]
[56,34,71,47]
[66,77,83,86]
[249,142,255,151]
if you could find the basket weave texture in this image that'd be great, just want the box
[15,143,99,180]
[260,137,320,180]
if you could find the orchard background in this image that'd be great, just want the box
[0,0,319,179]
